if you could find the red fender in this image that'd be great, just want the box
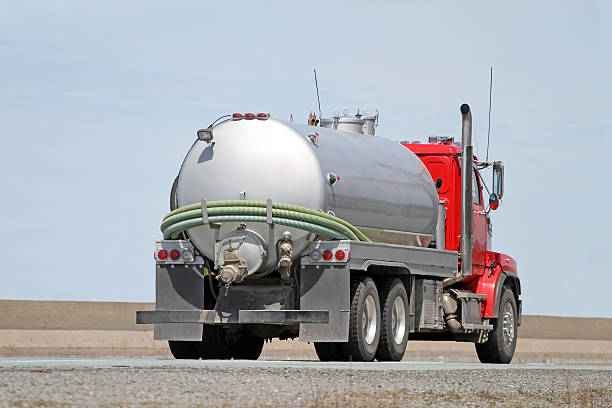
[460,252,518,319]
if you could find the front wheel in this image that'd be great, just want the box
[475,287,518,364]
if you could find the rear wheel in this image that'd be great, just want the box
[314,342,348,361]
[168,341,199,359]
[343,277,381,362]
[475,287,518,364]
[196,326,232,359]
[376,278,409,361]
[228,329,264,360]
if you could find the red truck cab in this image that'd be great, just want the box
[403,140,521,322]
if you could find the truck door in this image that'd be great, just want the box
[472,169,486,275]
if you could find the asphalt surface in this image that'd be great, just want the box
[1,358,611,407]
[1,357,611,371]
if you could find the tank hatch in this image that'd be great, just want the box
[320,109,379,136]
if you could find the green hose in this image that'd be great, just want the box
[160,200,371,242]
[164,215,348,240]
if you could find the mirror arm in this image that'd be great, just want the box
[476,207,491,216]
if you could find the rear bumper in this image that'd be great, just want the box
[136,309,329,325]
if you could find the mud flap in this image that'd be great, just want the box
[153,264,206,341]
[299,265,350,342]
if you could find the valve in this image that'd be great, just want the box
[217,238,249,287]
[277,231,293,283]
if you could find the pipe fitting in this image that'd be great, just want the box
[277,234,293,283]
[442,292,462,333]
[217,251,248,286]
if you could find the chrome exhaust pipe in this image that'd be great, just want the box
[444,104,474,288]
[460,103,474,279]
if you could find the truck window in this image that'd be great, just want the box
[472,170,482,205]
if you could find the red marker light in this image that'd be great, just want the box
[169,249,180,260]
[245,113,255,118]
[257,113,268,118]
[490,200,499,210]
[157,249,168,260]
[322,250,333,261]
[334,250,345,261]
[232,113,242,119]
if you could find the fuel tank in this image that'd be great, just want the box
[175,118,438,274]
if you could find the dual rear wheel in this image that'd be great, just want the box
[314,277,409,362]
[168,326,264,360]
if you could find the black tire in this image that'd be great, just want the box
[314,342,348,361]
[196,326,232,359]
[343,277,381,362]
[475,287,518,364]
[168,341,200,359]
[376,278,409,362]
[228,329,264,360]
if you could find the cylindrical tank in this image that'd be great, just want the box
[176,118,438,275]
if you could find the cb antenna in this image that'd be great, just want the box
[314,69,322,120]
[486,66,493,163]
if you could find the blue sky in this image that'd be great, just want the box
[1,1,610,317]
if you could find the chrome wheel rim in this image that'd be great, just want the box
[502,302,515,348]
[391,296,406,345]
[362,294,377,345]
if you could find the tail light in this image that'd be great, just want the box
[334,250,346,261]
[322,250,333,261]
[157,249,168,260]
[169,249,180,260]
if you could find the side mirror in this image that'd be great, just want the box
[492,161,504,199]
[489,193,500,210]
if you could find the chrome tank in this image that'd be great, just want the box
[176,118,438,274]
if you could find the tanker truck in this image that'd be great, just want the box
[137,104,521,363]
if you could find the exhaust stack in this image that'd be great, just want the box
[460,103,474,279]
[444,103,474,288]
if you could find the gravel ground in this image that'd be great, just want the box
[0,366,610,408]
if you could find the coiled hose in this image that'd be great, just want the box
[160,200,371,242]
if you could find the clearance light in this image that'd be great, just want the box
[322,250,333,261]
[169,249,180,260]
[157,249,168,260]
[334,250,346,261]
[232,113,270,121]
[489,193,500,211]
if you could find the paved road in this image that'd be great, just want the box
[1,357,611,371]
[1,358,610,407]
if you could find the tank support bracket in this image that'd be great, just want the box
[266,199,273,224]
[201,199,208,224]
